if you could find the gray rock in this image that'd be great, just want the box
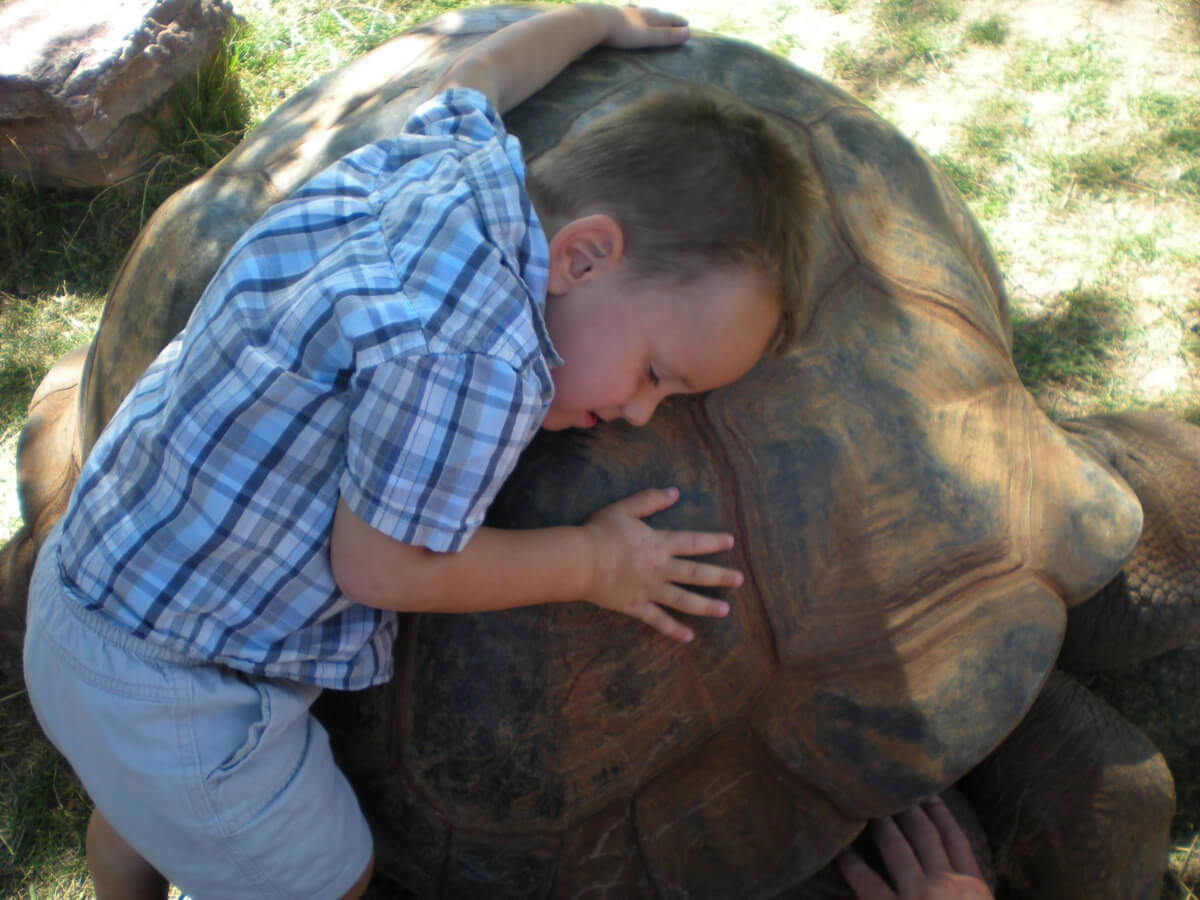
[0,0,236,189]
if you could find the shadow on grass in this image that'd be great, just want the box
[0,669,90,899]
[1011,286,1133,402]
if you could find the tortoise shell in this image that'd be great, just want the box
[59,5,1143,896]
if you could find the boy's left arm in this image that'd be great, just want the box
[434,4,690,114]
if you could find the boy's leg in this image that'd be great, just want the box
[24,526,374,899]
[86,808,168,900]
[339,852,375,900]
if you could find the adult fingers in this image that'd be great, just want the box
[872,816,923,896]
[837,849,896,900]
[922,797,985,880]
[894,804,951,876]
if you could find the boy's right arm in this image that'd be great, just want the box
[433,4,689,114]
[330,488,738,643]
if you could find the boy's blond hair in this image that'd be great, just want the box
[527,86,823,353]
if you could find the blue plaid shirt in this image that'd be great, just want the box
[57,89,558,690]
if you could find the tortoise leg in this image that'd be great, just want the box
[0,344,86,669]
[960,669,1173,900]
[1060,411,1200,671]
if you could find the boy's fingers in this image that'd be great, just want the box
[665,529,736,557]
[633,7,689,26]
[664,557,742,590]
[642,23,690,46]
[622,7,690,29]
[923,797,985,879]
[606,7,690,48]
[637,602,694,643]
[617,486,680,519]
[656,585,730,618]
[836,849,895,900]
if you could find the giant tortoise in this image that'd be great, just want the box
[5,5,1200,898]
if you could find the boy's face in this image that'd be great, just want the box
[541,263,779,431]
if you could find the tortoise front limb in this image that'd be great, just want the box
[1060,412,1200,670]
[0,343,86,670]
[960,669,1173,900]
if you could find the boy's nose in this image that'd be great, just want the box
[620,394,658,427]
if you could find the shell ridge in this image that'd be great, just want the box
[694,397,781,670]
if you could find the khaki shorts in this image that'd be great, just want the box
[23,523,373,899]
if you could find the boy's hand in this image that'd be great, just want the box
[595,6,690,50]
[583,486,739,642]
[437,4,690,114]
[837,798,993,900]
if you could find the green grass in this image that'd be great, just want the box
[1011,286,1134,400]
[1006,36,1113,91]
[827,0,963,94]
[1,42,247,300]
[965,14,1009,46]
[0,294,101,440]
[1047,147,1140,194]
[934,97,1027,219]
[0,685,90,899]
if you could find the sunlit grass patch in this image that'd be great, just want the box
[0,292,102,442]
[934,97,1027,219]
[1132,90,1200,131]
[1182,297,1200,364]
[231,0,574,125]
[1011,286,1134,398]
[935,154,1016,220]
[1126,91,1200,197]
[1047,147,1140,194]
[1109,231,1161,267]
[1006,36,1113,91]
[827,0,963,94]
[965,14,1009,46]
[230,1,446,122]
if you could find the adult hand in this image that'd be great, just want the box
[838,797,993,900]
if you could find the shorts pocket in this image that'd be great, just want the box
[206,673,272,779]
[192,672,319,835]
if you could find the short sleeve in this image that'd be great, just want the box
[340,352,546,552]
[404,88,509,146]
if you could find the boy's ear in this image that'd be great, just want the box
[546,214,624,294]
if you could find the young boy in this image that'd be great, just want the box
[23,5,820,898]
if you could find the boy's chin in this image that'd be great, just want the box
[540,409,596,431]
